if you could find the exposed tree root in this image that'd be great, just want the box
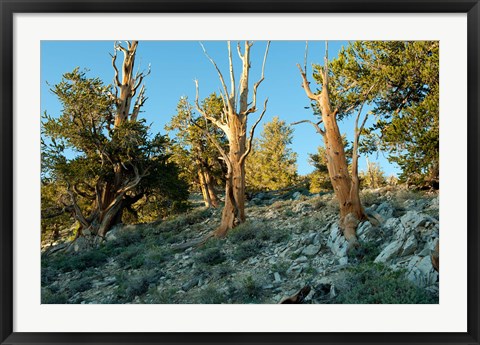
[171,232,214,251]
[280,286,311,304]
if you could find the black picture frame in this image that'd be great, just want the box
[1,1,479,344]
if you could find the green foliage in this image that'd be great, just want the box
[336,262,437,304]
[41,181,76,243]
[233,275,264,303]
[197,286,226,304]
[212,263,234,279]
[232,239,262,261]
[309,41,438,190]
[68,277,93,294]
[44,250,109,273]
[144,246,173,268]
[148,208,213,241]
[42,65,189,239]
[115,270,163,303]
[165,95,226,194]
[359,160,386,189]
[116,244,145,269]
[348,241,381,263]
[351,42,439,188]
[196,246,226,266]
[272,261,290,276]
[227,222,259,243]
[246,116,298,192]
[42,288,69,304]
[152,287,178,304]
[308,137,351,193]
[111,228,144,248]
[228,220,290,245]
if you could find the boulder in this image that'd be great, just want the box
[376,202,395,220]
[357,221,378,242]
[72,237,90,253]
[382,217,404,238]
[400,234,418,256]
[292,191,302,200]
[327,224,348,258]
[302,244,321,257]
[400,211,429,230]
[406,255,438,287]
[374,240,404,263]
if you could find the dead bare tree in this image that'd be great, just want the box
[195,41,270,237]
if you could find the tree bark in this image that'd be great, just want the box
[297,46,366,244]
[68,41,148,240]
[322,112,365,242]
[195,41,270,237]
[196,157,219,208]
[215,116,247,236]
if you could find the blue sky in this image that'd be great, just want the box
[41,40,399,177]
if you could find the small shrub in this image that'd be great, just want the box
[117,245,145,269]
[153,287,178,304]
[299,218,313,233]
[46,250,109,273]
[228,222,258,243]
[196,246,226,266]
[68,277,92,294]
[272,261,290,276]
[348,241,381,263]
[232,240,262,261]
[144,247,172,268]
[271,200,288,210]
[198,286,226,304]
[115,270,163,303]
[114,228,143,247]
[311,198,326,210]
[228,221,289,245]
[234,275,264,303]
[257,226,290,243]
[336,262,438,304]
[42,288,68,304]
[156,208,213,233]
[212,263,234,279]
[41,266,58,286]
[324,197,340,213]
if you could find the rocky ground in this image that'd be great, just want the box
[41,186,439,304]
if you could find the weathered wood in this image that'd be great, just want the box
[195,41,270,237]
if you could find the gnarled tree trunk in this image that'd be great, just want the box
[68,40,149,240]
[195,41,270,237]
[197,166,219,208]
[296,44,367,244]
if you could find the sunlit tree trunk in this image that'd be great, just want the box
[296,44,367,244]
[195,41,270,237]
[197,165,219,208]
[69,41,149,239]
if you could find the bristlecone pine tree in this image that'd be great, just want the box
[166,95,227,208]
[246,116,297,192]
[41,41,188,241]
[356,41,439,189]
[295,42,381,245]
[195,41,270,237]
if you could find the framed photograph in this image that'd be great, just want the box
[1,1,479,344]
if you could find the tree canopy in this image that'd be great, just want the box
[246,116,298,192]
[42,65,188,239]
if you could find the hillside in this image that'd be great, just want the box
[41,186,439,304]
